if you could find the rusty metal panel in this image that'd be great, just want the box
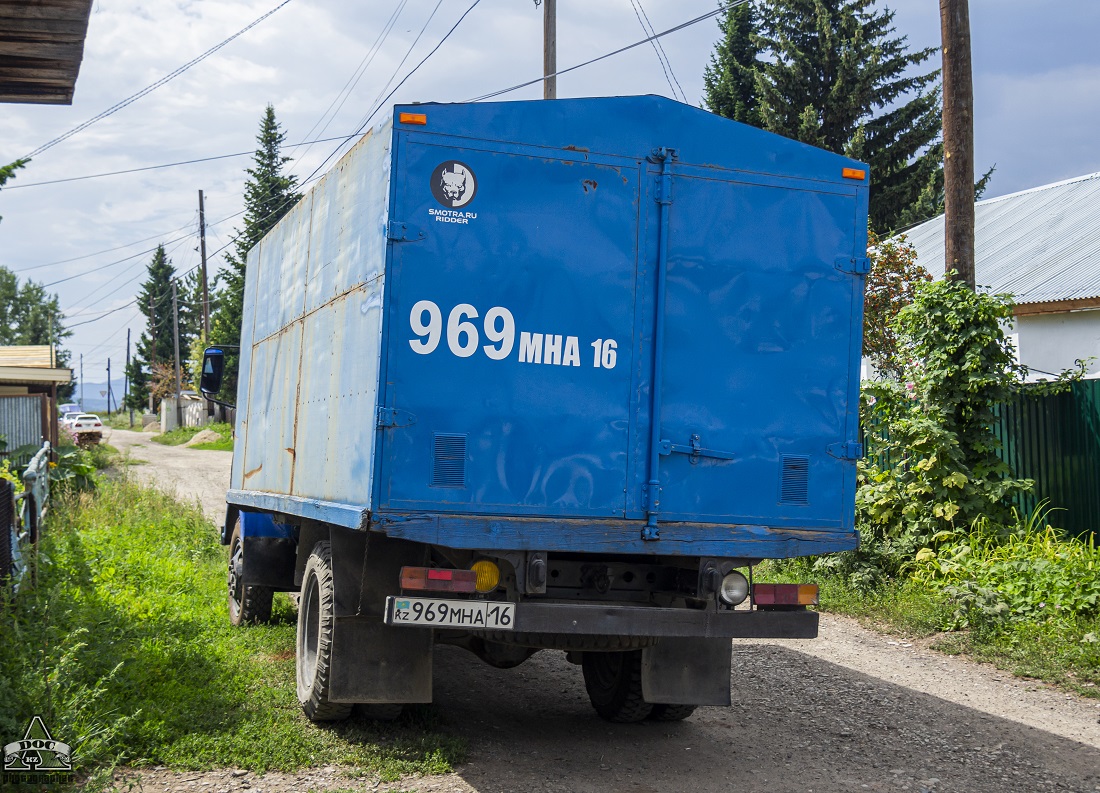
[230,234,264,491]
[253,193,313,343]
[233,121,391,505]
[292,282,384,503]
[305,127,391,316]
[290,127,392,505]
[239,322,302,494]
[0,395,46,456]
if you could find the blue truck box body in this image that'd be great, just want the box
[228,95,869,560]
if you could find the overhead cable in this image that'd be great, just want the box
[22,0,295,160]
[629,0,687,102]
[469,0,748,102]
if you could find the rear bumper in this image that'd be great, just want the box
[512,602,818,639]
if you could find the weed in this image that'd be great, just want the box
[151,423,233,449]
[0,479,464,783]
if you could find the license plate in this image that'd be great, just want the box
[384,597,516,630]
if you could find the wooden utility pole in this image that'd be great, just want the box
[125,328,133,428]
[940,0,975,288]
[172,280,183,431]
[198,189,210,339]
[149,295,156,414]
[543,0,556,99]
[106,358,113,415]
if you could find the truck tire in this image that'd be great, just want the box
[297,541,352,722]
[648,704,697,721]
[581,650,653,723]
[227,520,273,626]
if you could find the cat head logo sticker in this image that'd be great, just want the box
[431,162,477,208]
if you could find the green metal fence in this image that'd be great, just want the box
[994,379,1100,538]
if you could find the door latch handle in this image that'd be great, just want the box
[659,434,736,465]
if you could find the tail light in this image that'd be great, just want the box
[753,583,819,606]
[400,566,477,593]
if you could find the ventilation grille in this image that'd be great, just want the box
[431,433,467,488]
[779,455,810,504]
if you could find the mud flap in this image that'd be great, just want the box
[640,637,732,706]
[327,526,433,704]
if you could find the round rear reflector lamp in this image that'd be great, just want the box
[719,571,749,606]
[471,559,501,593]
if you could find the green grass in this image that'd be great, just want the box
[761,555,1100,697]
[0,479,465,788]
[151,422,233,450]
[102,413,139,431]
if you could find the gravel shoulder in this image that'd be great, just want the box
[108,427,232,524]
[106,432,1100,792]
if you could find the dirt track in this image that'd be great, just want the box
[110,427,1100,792]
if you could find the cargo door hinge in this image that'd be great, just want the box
[834,255,871,276]
[386,221,426,242]
[827,441,864,460]
[376,407,417,429]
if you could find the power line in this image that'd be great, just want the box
[65,230,198,317]
[288,0,409,165]
[469,0,746,102]
[7,136,349,191]
[202,1,481,264]
[304,0,483,189]
[351,0,446,135]
[12,215,198,273]
[629,0,687,102]
[22,0,295,160]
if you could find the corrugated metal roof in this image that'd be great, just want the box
[0,346,54,368]
[902,172,1100,305]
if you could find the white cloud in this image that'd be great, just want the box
[1,0,1096,371]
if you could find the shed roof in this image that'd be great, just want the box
[0,345,55,367]
[0,0,94,105]
[0,346,71,385]
[903,172,1100,307]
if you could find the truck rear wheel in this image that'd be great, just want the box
[648,704,697,721]
[581,650,653,723]
[227,520,273,626]
[297,541,352,722]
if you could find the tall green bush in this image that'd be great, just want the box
[857,278,1033,571]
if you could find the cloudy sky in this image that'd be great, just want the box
[1,0,1098,388]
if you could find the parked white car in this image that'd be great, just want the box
[70,414,104,445]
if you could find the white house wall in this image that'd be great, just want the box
[1015,309,1100,380]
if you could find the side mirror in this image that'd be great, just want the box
[200,348,225,399]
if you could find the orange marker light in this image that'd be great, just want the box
[399,112,428,125]
[842,167,866,181]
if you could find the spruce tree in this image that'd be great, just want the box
[209,105,300,399]
[124,245,183,412]
[703,4,762,125]
[752,0,942,232]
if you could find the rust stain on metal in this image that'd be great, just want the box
[582,179,598,193]
[243,464,264,481]
[563,145,590,152]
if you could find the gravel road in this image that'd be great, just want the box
[109,428,1100,793]
[109,428,232,523]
